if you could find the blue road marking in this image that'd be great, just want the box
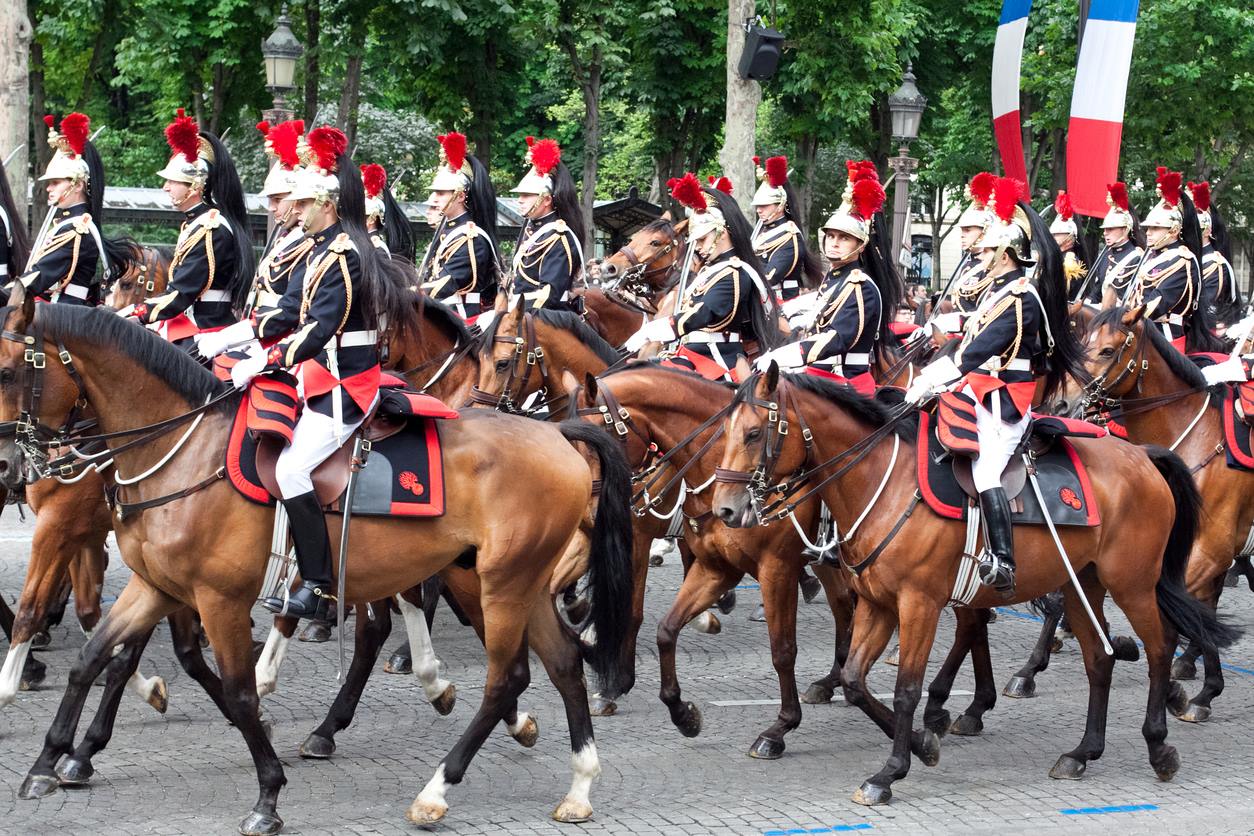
[736,583,761,590]
[1060,804,1158,815]
[763,825,872,835]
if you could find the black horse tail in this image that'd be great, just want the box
[558,419,635,694]
[1147,445,1241,652]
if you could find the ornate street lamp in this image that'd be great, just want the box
[887,63,927,278]
[262,6,303,124]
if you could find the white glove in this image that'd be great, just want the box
[931,312,963,334]
[1202,356,1248,386]
[230,344,270,391]
[623,317,676,353]
[780,291,818,319]
[194,320,256,360]
[754,341,805,372]
[114,304,136,318]
[903,376,932,405]
[474,309,497,331]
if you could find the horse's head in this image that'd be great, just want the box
[713,358,804,528]
[0,286,85,487]
[584,217,684,293]
[105,247,168,310]
[1083,304,1148,406]
[471,299,542,413]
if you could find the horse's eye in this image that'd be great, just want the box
[0,368,15,386]
[495,359,510,372]
[745,427,762,443]
[1098,347,1114,358]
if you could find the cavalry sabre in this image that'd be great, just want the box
[335,434,368,680]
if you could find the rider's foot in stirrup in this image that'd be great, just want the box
[976,553,1015,598]
[806,550,841,569]
[261,580,333,620]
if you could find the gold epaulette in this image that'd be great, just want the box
[71,214,93,234]
[329,233,354,254]
[202,208,223,229]
[846,268,868,283]
[1009,276,1031,295]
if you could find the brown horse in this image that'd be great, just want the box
[1082,304,1254,722]
[711,362,1238,805]
[576,218,686,347]
[0,288,634,833]
[105,245,172,310]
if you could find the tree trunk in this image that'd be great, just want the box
[718,0,759,214]
[468,39,498,170]
[209,63,228,135]
[337,54,363,148]
[28,19,49,234]
[77,2,112,110]
[578,57,602,255]
[793,132,817,237]
[1049,127,1066,193]
[303,0,321,124]
[1,2,31,228]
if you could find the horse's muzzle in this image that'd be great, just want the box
[0,443,28,491]
[713,492,758,529]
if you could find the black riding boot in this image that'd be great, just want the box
[261,491,334,620]
[976,488,1016,597]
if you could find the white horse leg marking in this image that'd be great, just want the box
[253,627,290,699]
[0,640,32,708]
[553,743,600,821]
[396,596,453,703]
[406,763,450,824]
[691,611,721,634]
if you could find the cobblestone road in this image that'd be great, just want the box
[2,513,1254,835]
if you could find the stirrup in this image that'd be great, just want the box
[976,552,1015,597]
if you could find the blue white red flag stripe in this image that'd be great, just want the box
[1067,0,1140,216]
[992,0,1031,184]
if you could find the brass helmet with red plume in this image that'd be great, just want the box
[957,172,996,230]
[982,177,1034,265]
[1049,190,1078,237]
[1101,182,1133,230]
[156,108,214,187]
[429,131,472,195]
[820,160,885,244]
[669,172,725,241]
[1187,180,1212,232]
[1143,166,1183,231]
[288,125,347,204]
[512,136,562,195]
[751,155,789,207]
[361,163,387,221]
[39,113,92,184]
[258,119,305,197]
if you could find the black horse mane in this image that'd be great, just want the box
[1091,305,1210,390]
[415,291,473,346]
[638,217,676,237]
[29,303,232,408]
[732,370,916,441]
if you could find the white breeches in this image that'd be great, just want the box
[275,404,369,499]
[966,384,1031,493]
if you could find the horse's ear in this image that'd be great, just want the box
[1122,304,1146,327]
[494,289,509,314]
[763,360,780,395]
[1067,300,1083,317]
[560,369,581,399]
[584,372,599,401]
[503,297,524,327]
[659,210,672,222]
[674,218,689,236]
[8,282,35,330]
[734,355,753,385]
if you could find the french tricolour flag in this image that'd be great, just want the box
[1067,0,1140,217]
[991,0,1032,184]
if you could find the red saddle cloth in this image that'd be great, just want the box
[225,376,458,518]
[916,410,1102,527]
[1222,386,1254,471]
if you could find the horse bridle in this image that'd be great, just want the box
[713,380,813,506]
[468,312,549,414]
[588,233,680,295]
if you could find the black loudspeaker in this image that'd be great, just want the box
[737,24,785,81]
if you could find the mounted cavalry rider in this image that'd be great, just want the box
[418,132,501,320]
[509,136,585,311]
[933,172,995,334]
[17,113,137,306]
[623,172,781,380]
[1126,166,1217,353]
[754,160,902,394]
[905,176,1084,597]
[750,155,822,304]
[362,162,416,261]
[0,152,31,290]
[1189,180,1240,327]
[215,125,406,621]
[245,118,312,317]
[1049,190,1089,301]
[1089,182,1143,306]
[126,108,254,348]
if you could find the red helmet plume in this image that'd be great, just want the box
[993,177,1026,223]
[707,175,733,195]
[764,156,787,188]
[1188,180,1211,213]
[60,113,89,157]
[528,138,561,178]
[969,172,995,208]
[1155,166,1182,207]
[851,178,886,221]
[306,126,347,173]
[360,163,387,199]
[256,121,271,137]
[1106,181,1130,212]
[438,132,468,172]
[668,172,708,213]
[270,120,303,169]
[1054,190,1074,222]
[43,114,56,129]
[165,107,201,164]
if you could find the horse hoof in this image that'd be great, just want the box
[1178,703,1211,724]
[383,653,412,675]
[924,710,951,737]
[552,796,594,823]
[716,590,737,614]
[146,677,169,714]
[31,630,51,650]
[238,809,284,836]
[801,683,834,705]
[1152,746,1180,781]
[589,695,618,716]
[692,612,721,634]
[299,733,336,759]
[852,782,891,806]
[1049,755,1087,780]
[1050,637,1063,653]
[1170,657,1197,681]
[18,772,60,799]
[673,701,703,738]
[56,756,94,785]
[799,574,822,604]
[21,659,46,690]
[649,553,665,567]
[1111,635,1140,662]
[510,714,539,748]
[1002,675,1036,699]
[297,621,332,643]
[1166,681,1190,717]
[431,683,457,716]
[748,735,785,759]
[406,798,448,825]
[948,714,983,737]
[914,729,941,766]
